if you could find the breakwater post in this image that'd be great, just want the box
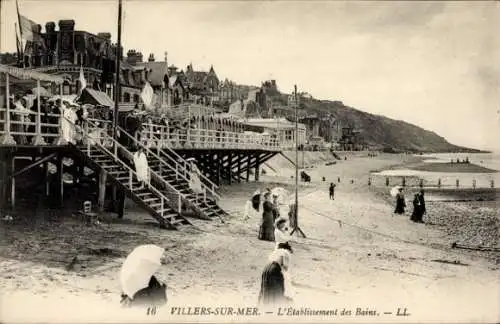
[438,178,441,188]
[456,179,460,188]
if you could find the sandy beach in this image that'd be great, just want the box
[0,152,499,323]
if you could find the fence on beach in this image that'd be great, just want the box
[368,174,497,189]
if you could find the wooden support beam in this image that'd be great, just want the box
[116,187,125,219]
[10,157,15,210]
[255,153,261,181]
[216,154,221,186]
[0,152,58,182]
[227,152,233,185]
[56,153,64,207]
[246,153,250,182]
[237,153,242,183]
[98,169,107,212]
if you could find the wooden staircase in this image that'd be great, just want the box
[72,124,192,230]
[118,126,227,220]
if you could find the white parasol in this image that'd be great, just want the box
[271,187,292,205]
[120,244,165,299]
[390,186,402,197]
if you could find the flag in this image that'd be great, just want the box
[141,82,154,108]
[19,15,39,42]
[79,66,87,92]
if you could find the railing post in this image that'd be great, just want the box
[176,163,179,180]
[160,197,164,216]
[178,194,182,214]
[31,80,46,145]
[129,169,133,189]
[53,83,66,145]
[0,72,16,145]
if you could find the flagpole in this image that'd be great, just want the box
[113,0,122,144]
[15,0,25,68]
[290,84,306,238]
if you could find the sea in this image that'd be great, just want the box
[373,152,500,189]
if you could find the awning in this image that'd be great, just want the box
[0,64,65,84]
[82,88,115,107]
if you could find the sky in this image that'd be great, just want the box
[1,0,499,151]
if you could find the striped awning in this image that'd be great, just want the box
[0,64,65,84]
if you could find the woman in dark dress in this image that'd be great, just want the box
[411,191,426,223]
[258,192,275,242]
[394,188,406,214]
[258,249,291,306]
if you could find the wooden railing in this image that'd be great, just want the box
[0,107,62,145]
[140,123,281,151]
[83,119,186,214]
[117,125,219,202]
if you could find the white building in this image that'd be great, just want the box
[241,117,306,149]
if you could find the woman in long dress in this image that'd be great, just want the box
[133,147,150,189]
[394,188,406,214]
[61,104,78,144]
[258,192,275,242]
[258,249,292,306]
[187,158,203,196]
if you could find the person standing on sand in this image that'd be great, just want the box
[329,183,336,200]
[274,217,293,253]
[258,192,275,242]
[272,194,280,220]
[394,187,406,214]
[411,190,426,223]
[244,190,261,220]
[258,249,292,306]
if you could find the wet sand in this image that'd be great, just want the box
[0,152,498,323]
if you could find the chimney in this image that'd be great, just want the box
[148,53,155,62]
[45,22,55,34]
[126,49,143,65]
[58,20,75,31]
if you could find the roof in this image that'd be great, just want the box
[0,64,64,84]
[135,61,167,87]
[186,71,208,88]
[242,118,306,130]
[81,88,114,107]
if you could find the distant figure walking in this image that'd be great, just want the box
[258,192,275,242]
[258,249,292,306]
[272,194,280,221]
[394,187,406,214]
[410,190,426,223]
[329,183,336,200]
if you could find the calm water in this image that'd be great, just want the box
[373,152,500,188]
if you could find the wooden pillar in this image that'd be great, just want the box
[116,187,125,219]
[43,161,49,197]
[56,153,64,207]
[237,153,242,183]
[0,155,7,213]
[246,153,250,182]
[216,154,221,186]
[228,152,233,185]
[98,169,107,212]
[9,156,15,210]
[255,153,260,181]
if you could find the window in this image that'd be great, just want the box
[133,94,140,103]
[123,92,131,103]
[63,81,70,95]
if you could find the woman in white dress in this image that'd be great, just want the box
[61,104,78,144]
[133,147,150,189]
[187,158,203,196]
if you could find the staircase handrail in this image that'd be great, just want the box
[125,123,220,193]
[81,119,187,214]
[117,125,219,200]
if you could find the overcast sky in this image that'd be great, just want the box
[1,0,499,151]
